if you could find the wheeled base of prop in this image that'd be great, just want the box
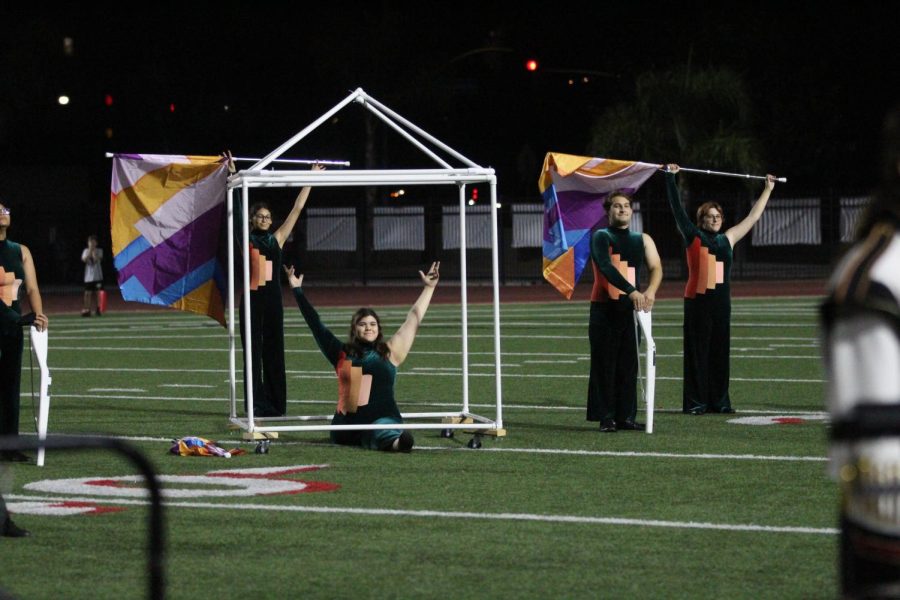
[440,417,504,449]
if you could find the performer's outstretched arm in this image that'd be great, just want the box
[725,175,777,246]
[387,262,440,367]
[274,164,325,248]
[286,267,343,367]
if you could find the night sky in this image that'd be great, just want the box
[1,3,898,204]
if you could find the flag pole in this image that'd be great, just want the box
[232,157,350,167]
[668,166,786,183]
[103,153,350,167]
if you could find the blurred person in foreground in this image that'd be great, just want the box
[821,104,900,598]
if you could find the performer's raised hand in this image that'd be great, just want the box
[222,150,236,174]
[284,265,304,289]
[419,261,440,288]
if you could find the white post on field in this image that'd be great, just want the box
[458,184,470,413]
[239,182,256,431]
[30,327,51,467]
[489,179,503,430]
[634,310,656,434]
[226,186,237,418]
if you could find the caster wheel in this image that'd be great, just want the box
[440,428,454,438]
[466,436,482,450]
[255,439,270,454]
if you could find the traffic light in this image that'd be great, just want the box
[525,59,538,72]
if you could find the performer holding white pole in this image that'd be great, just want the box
[586,191,662,433]
[0,197,48,463]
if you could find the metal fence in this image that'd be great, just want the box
[2,161,870,287]
[287,190,869,285]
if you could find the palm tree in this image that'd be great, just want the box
[589,65,764,192]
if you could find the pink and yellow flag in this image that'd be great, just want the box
[110,154,229,325]
[539,152,659,299]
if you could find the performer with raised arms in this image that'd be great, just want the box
[240,163,323,418]
[285,262,440,452]
[665,164,776,415]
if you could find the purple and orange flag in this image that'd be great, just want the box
[110,154,229,325]
[539,153,659,299]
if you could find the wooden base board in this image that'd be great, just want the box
[441,417,506,437]
[239,431,279,441]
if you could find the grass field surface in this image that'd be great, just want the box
[0,296,835,599]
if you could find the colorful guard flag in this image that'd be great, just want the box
[538,152,660,299]
[111,154,229,326]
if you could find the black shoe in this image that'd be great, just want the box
[81,310,91,317]
[684,406,707,416]
[2,517,30,538]
[710,406,735,414]
[0,450,30,463]
[619,420,646,431]
[599,419,617,433]
[397,431,414,453]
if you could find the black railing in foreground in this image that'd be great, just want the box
[0,435,165,600]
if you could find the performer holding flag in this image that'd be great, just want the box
[665,164,776,415]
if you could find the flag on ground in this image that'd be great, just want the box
[538,152,659,299]
[111,153,229,325]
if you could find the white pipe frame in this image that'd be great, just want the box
[227,88,503,438]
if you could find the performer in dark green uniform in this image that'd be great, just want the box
[286,262,440,452]
[1,492,29,537]
[240,164,323,418]
[587,192,662,432]
[0,199,48,463]
[665,165,776,414]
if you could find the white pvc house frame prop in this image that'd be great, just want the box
[226,88,504,440]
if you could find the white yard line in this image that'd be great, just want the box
[5,493,836,535]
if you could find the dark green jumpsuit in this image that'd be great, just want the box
[0,239,25,437]
[240,230,286,417]
[666,173,734,414]
[294,288,404,450]
[586,226,645,425]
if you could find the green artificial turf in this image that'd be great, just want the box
[0,297,837,599]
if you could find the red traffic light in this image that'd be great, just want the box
[525,59,538,72]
